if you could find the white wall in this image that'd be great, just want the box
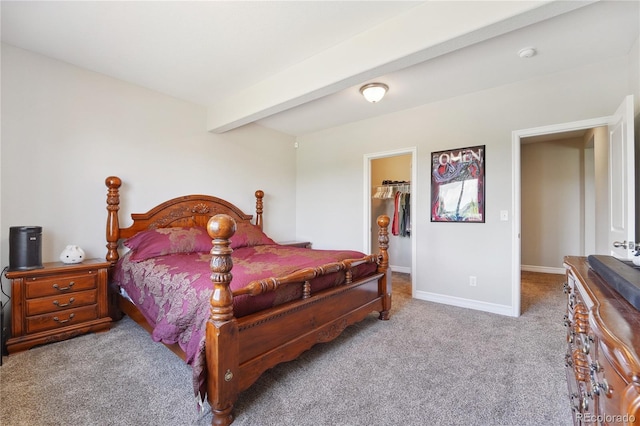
[0,44,297,271]
[295,54,633,312]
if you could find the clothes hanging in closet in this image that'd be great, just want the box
[392,191,410,237]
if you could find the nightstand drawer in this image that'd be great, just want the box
[25,272,97,298]
[26,305,98,334]
[25,289,97,316]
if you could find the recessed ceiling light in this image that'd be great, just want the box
[518,47,537,58]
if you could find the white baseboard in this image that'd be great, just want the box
[521,264,565,275]
[414,290,516,317]
[390,265,411,274]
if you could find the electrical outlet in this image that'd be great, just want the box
[469,276,477,286]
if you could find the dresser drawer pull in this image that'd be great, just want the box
[53,298,75,308]
[52,282,75,291]
[581,334,594,354]
[591,377,612,397]
[53,313,75,324]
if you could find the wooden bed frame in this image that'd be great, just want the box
[105,176,391,425]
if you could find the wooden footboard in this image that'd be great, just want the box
[206,214,390,425]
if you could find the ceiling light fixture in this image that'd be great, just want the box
[360,83,389,103]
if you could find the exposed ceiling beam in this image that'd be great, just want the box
[206,0,594,134]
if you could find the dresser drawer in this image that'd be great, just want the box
[25,305,98,334]
[593,343,626,416]
[25,272,97,298]
[25,289,97,316]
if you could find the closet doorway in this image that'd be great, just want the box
[364,148,417,296]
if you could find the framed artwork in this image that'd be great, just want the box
[431,145,485,222]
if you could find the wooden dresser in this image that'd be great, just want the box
[563,256,640,425]
[6,258,111,353]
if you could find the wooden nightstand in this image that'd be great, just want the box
[278,241,312,249]
[6,259,111,354]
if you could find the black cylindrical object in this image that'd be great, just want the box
[9,226,43,271]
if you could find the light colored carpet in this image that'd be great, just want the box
[0,272,572,425]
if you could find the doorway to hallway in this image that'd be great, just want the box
[512,95,635,316]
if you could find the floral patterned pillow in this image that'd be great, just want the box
[125,226,212,261]
[230,222,276,249]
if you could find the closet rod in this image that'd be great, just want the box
[372,182,410,199]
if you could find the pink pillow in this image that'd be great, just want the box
[230,222,276,249]
[125,226,212,261]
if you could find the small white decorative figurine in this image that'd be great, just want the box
[59,245,85,264]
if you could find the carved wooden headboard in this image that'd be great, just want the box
[105,176,263,263]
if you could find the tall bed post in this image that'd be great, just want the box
[206,214,239,426]
[105,176,122,264]
[254,190,264,230]
[376,214,391,320]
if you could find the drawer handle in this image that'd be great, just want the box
[53,313,75,324]
[53,298,75,308]
[53,281,75,291]
[591,377,612,397]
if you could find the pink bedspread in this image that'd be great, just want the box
[112,244,378,400]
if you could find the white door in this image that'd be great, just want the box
[609,95,635,258]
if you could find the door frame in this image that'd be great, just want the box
[512,116,614,316]
[364,147,417,295]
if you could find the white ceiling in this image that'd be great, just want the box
[1,1,638,137]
